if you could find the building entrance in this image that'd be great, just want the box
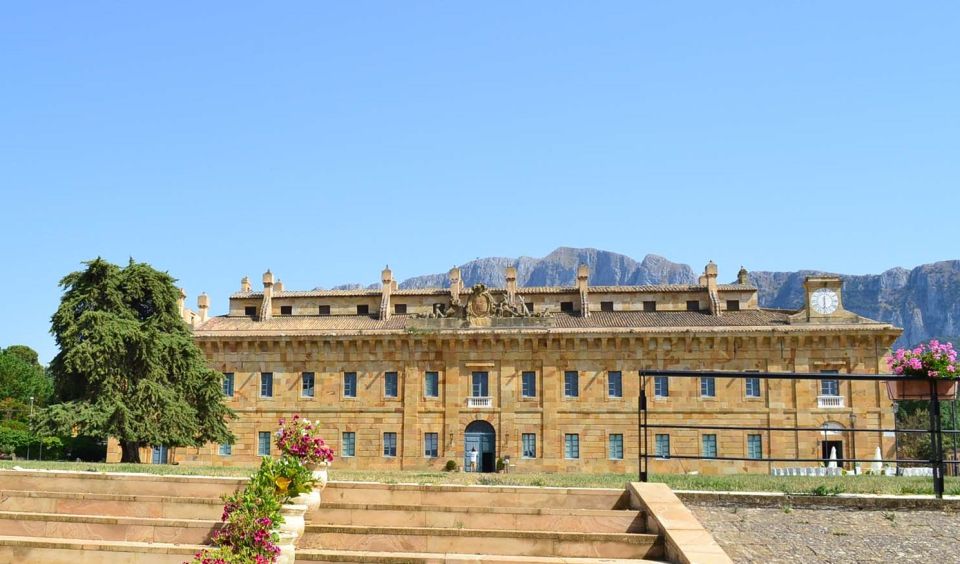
[464,420,496,473]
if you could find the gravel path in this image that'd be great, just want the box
[690,503,960,563]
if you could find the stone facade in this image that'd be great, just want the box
[109,262,901,474]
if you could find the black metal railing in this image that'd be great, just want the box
[637,369,954,498]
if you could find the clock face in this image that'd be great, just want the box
[810,288,839,315]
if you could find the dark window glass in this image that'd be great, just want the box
[745,377,761,397]
[820,370,840,396]
[702,434,717,458]
[245,306,257,317]
[342,432,356,457]
[280,305,293,316]
[521,371,536,398]
[686,300,700,311]
[471,372,489,397]
[384,372,398,398]
[383,432,397,457]
[748,435,762,459]
[424,433,438,457]
[394,304,407,314]
[522,433,536,458]
[219,443,231,456]
[654,376,669,397]
[608,371,622,398]
[222,373,234,397]
[564,371,579,397]
[643,301,656,312]
[525,302,534,313]
[564,434,580,459]
[600,301,614,312]
[260,373,273,398]
[424,372,439,398]
[357,304,369,315]
[609,434,623,460]
[318,305,330,316]
[700,376,716,397]
[258,432,271,456]
[301,372,315,398]
[655,434,670,458]
[343,372,357,398]
[727,300,740,311]
[560,301,574,313]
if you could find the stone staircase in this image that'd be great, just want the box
[0,470,672,563]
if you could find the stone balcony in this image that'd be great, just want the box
[466,396,493,408]
[817,395,845,408]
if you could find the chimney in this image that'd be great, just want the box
[505,266,517,300]
[197,292,209,323]
[703,261,721,316]
[449,267,463,303]
[260,269,274,321]
[737,266,749,285]
[379,266,393,320]
[240,276,251,293]
[577,264,590,318]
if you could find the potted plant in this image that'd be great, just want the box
[258,456,315,538]
[886,340,959,400]
[275,415,335,507]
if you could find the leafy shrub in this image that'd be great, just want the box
[444,460,458,472]
[496,457,505,472]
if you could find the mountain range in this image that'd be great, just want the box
[330,247,960,348]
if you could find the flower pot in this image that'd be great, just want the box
[308,461,330,491]
[885,379,958,400]
[279,503,307,539]
[275,530,297,564]
[291,488,321,511]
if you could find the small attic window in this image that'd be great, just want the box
[244,306,257,317]
[318,305,331,316]
[280,306,293,316]
[727,300,741,311]
[525,302,534,313]
[600,301,614,312]
[643,301,656,312]
[357,304,370,316]
[394,304,407,314]
[560,301,574,313]
[686,300,700,312]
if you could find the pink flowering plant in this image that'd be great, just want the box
[275,414,335,464]
[888,339,959,379]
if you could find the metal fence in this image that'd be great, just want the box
[637,369,954,499]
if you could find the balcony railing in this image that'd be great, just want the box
[466,396,492,408]
[817,395,845,408]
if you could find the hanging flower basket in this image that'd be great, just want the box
[886,340,959,400]
[885,379,958,400]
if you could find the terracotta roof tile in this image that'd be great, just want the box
[230,283,755,299]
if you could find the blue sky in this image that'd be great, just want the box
[2,3,958,362]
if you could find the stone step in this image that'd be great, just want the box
[298,547,667,563]
[0,511,218,545]
[323,482,631,510]
[0,489,223,520]
[0,469,244,499]
[0,535,200,564]
[314,502,645,533]
[300,524,663,560]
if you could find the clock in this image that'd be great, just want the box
[810,288,839,315]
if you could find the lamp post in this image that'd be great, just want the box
[27,396,34,460]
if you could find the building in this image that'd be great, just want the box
[109,262,901,473]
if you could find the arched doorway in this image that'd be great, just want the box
[821,422,845,466]
[464,420,496,473]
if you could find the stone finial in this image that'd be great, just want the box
[263,269,274,287]
[705,261,718,277]
[177,288,187,318]
[274,279,284,293]
[505,266,518,298]
[382,265,393,285]
[241,276,251,293]
[198,292,209,323]
[737,266,749,285]
[449,267,463,302]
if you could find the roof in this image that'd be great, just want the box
[193,309,896,338]
[229,284,756,299]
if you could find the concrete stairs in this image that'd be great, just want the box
[0,470,668,563]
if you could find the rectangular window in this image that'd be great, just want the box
[560,301,574,313]
[471,372,489,397]
[686,300,700,311]
[700,376,716,398]
[424,371,439,398]
[654,376,669,398]
[219,443,232,456]
[394,303,407,314]
[280,305,293,316]
[257,431,271,456]
[820,370,840,396]
[301,372,315,398]
[702,434,717,459]
[600,301,614,312]
[244,306,257,317]
[655,434,670,458]
[726,300,740,311]
[747,434,762,460]
[342,432,355,457]
[343,372,357,398]
[609,434,624,460]
[222,373,234,397]
[564,433,580,459]
[357,304,369,316]
[384,372,398,398]
[521,371,537,398]
[642,300,656,312]
[318,305,330,316]
[564,371,579,398]
[525,302,534,313]
[608,371,623,398]
[522,433,536,458]
[745,377,761,398]
[424,433,438,458]
[260,373,274,398]
[383,432,397,457]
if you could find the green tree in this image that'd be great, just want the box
[37,258,234,463]
[0,345,52,409]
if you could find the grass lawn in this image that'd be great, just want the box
[2,459,957,496]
